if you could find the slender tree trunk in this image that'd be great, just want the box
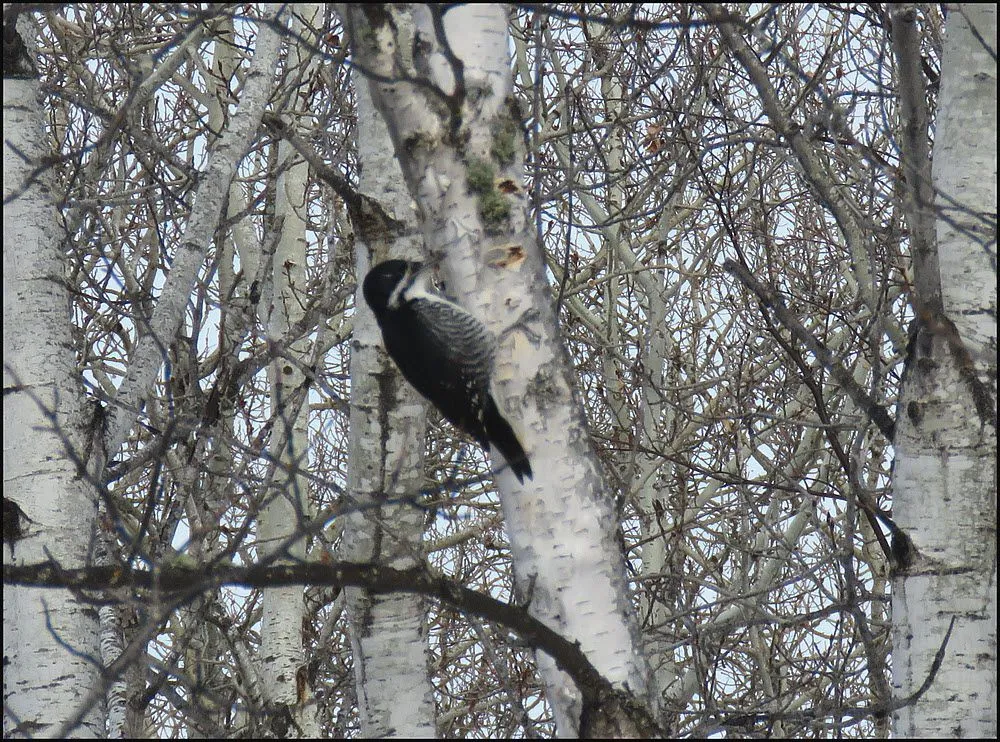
[891,4,997,737]
[257,5,320,736]
[340,62,437,739]
[3,11,104,738]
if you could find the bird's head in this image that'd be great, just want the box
[362,259,424,315]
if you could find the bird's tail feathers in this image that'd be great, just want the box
[484,397,533,483]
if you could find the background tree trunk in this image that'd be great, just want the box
[340,63,438,738]
[3,11,104,738]
[891,4,997,736]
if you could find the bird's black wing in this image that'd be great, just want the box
[378,295,532,482]
[379,297,494,443]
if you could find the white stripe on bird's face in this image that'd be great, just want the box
[385,262,417,310]
[390,263,457,309]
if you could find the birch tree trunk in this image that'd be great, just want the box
[340,4,650,734]
[3,11,104,738]
[255,5,321,736]
[891,4,997,737]
[340,61,437,739]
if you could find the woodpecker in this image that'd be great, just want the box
[362,259,533,483]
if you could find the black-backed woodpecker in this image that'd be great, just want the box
[362,260,533,483]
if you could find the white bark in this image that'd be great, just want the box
[341,64,437,739]
[3,12,104,738]
[891,4,997,737]
[255,7,323,736]
[342,5,650,734]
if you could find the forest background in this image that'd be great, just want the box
[3,3,996,738]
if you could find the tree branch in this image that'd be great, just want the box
[723,258,897,441]
[4,558,661,737]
